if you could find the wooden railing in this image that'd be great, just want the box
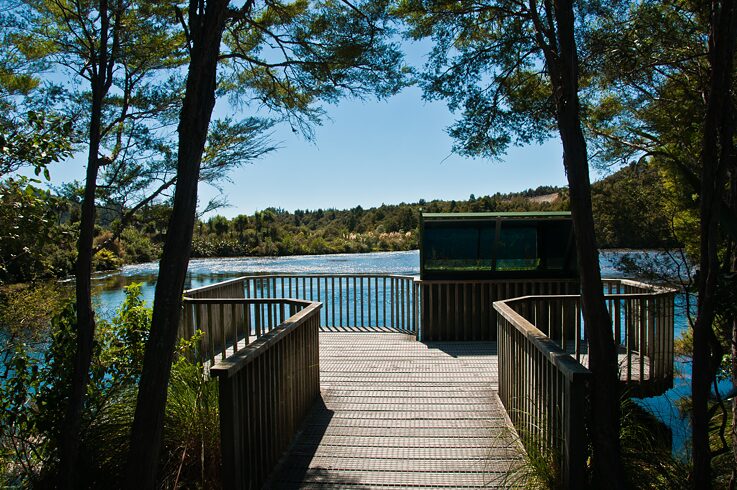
[494,279,676,488]
[209,299,321,490]
[181,295,315,366]
[604,279,675,394]
[418,279,579,341]
[508,279,675,393]
[180,276,672,352]
[182,274,418,337]
[495,299,590,489]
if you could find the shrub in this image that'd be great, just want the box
[120,227,161,264]
[93,248,123,272]
[0,284,220,488]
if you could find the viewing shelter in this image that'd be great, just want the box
[420,211,578,280]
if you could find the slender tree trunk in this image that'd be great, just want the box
[125,1,231,487]
[59,92,101,489]
[731,252,737,490]
[59,2,112,485]
[730,169,737,490]
[549,1,624,487]
[693,2,737,487]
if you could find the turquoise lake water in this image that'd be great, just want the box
[90,249,678,313]
[89,249,698,455]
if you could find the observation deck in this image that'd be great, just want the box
[177,208,673,489]
[180,272,673,489]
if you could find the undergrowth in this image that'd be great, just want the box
[0,284,221,488]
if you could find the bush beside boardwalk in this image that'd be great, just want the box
[0,284,220,488]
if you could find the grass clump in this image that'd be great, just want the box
[0,284,221,488]
[499,396,692,489]
[159,333,221,489]
[619,398,690,489]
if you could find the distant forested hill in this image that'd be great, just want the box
[591,163,680,249]
[8,168,678,278]
[185,185,570,258]
[104,168,681,263]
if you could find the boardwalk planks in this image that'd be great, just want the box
[269,333,522,488]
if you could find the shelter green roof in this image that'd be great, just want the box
[421,211,571,220]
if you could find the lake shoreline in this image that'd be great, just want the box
[101,246,688,276]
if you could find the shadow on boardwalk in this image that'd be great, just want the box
[267,397,370,489]
[268,333,522,488]
[424,340,498,359]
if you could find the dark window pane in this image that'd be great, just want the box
[496,225,538,271]
[424,224,492,272]
[539,221,573,270]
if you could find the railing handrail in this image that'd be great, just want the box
[493,300,591,380]
[185,276,251,295]
[183,297,313,307]
[210,301,322,378]
[184,273,419,295]
[602,278,677,294]
[184,274,672,293]
[416,277,578,285]
[183,273,420,335]
[505,290,675,302]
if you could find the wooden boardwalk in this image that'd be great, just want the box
[268,333,522,489]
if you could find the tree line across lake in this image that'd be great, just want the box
[0,164,678,284]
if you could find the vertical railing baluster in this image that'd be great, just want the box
[390,277,395,329]
[353,276,358,328]
[375,277,379,328]
[220,303,226,360]
[331,276,335,328]
[368,277,372,327]
[360,276,365,329]
[383,277,387,328]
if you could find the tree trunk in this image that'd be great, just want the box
[730,168,737,490]
[59,95,101,489]
[58,2,112,484]
[550,1,624,487]
[125,1,230,487]
[693,2,737,487]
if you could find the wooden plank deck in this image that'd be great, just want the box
[268,333,522,489]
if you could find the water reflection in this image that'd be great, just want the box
[92,250,421,315]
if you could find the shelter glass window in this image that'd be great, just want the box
[495,225,538,271]
[423,223,494,272]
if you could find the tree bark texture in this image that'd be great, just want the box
[546,1,624,487]
[693,2,737,487]
[59,1,115,486]
[730,169,737,490]
[125,1,231,487]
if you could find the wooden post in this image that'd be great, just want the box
[218,376,243,490]
[563,372,588,490]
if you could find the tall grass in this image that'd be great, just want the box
[619,397,690,489]
[159,351,221,489]
[498,397,692,489]
[495,403,563,489]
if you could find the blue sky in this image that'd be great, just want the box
[43,37,572,219]
[203,85,568,218]
[47,83,568,219]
